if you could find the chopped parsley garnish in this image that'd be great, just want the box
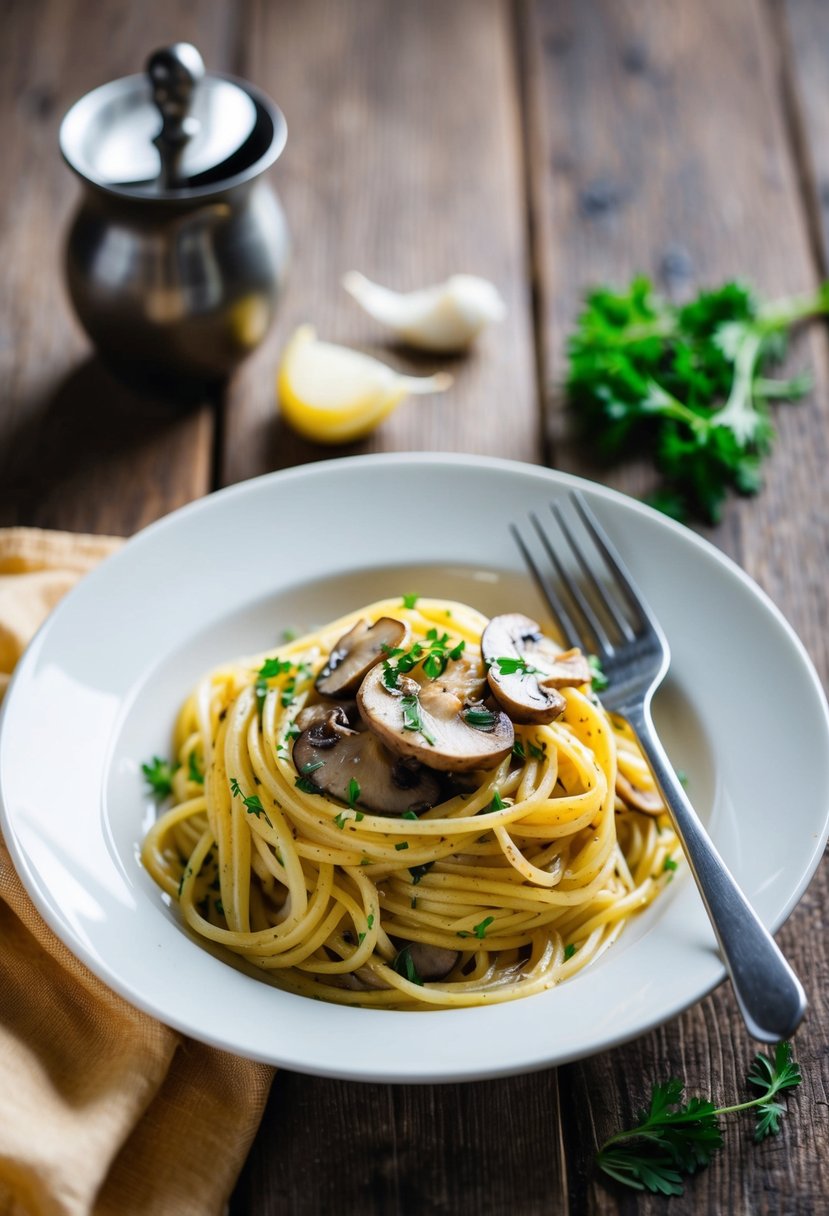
[563,943,576,961]
[401,694,422,732]
[394,841,409,851]
[383,631,465,687]
[382,661,401,690]
[255,656,293,710]
[301,760,324,775]
[333,812,348,830]
[400,695,436,745]
[229,777,272,825]
[484,790,506,813]
[347,778,361,807]
[596,1042,802,1195]
[512,734,544,763]
[401,810,419,820]
[402,594,420,609]
[295,775,322,795]
[473,916,494,939]
[409,861,435,885]
[187,752,204,785]
[259,657,293,679]
[663,856,678,872]
[464,706,498,730]
[492,656,540,677]
[588,654,609,692]
[356,916,374,947]
[392,945,423,986]
[142,756,178,799]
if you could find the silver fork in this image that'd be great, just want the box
[512,490,806,1043]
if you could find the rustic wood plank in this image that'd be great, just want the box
[524,0,829,1211]
[774,0,829,276]
[221,0,538,483]
[0,0,235,534]
[231,1069,565,1216]
[226,3,565,1213]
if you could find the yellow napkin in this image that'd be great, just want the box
[0,528,274,1216]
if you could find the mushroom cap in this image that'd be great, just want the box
[292,705,441,814]
[615,770,665,816]
[295,701,358,733]
[357,663,513,773]
[404,942,460,981]
[316,616,407,698]
[482,613,591,725]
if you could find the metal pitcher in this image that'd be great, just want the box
[60,43,289,391]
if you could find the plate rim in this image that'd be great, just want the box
[2,452,828,1082]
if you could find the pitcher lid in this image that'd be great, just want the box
[60,43,286,200]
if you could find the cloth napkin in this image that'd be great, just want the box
[0,528,274,1216]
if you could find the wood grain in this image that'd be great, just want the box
[231,1070,566,1216]
[226,4,565,1211]
[221,0,538,484]
[0,0,235,534]
[4,2,829,1212]
[524,0,829,1210]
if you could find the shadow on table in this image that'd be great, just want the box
[0,356,211,533]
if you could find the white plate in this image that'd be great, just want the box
[2,454,828,1083]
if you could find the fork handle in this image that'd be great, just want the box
[624,699,807,1043]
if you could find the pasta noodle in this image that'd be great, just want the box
[141,597,681,1009]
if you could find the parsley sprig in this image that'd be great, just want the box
[597,1042,802,1196]
[229,775,272,826]
[567,277,829,522]
[142,756,178,799]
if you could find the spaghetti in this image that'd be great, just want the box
[141,597,680,1009]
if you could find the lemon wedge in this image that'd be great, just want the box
[277,325,452,444]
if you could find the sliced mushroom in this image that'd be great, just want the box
[316,617,407,697]
[405,942,460,981]
[347,944,459,988]
[294,701,358,734]
[616,770,665,816]
[432,652,487,702]
[292,711,441,814]
[357,663,513,773]
[338,966,391,992]
[482,613,592,724]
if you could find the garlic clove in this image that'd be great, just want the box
[342,271,506,352]
[277,325,452,444]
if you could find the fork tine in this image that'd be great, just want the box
[552,500,636,645]
[546,502,619,654]
[510,522,579,648]
[570,491,659,635]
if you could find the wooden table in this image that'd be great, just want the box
[4,1,828,1211]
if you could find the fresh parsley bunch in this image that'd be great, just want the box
[597,1041,802,1196]
[566,276,829,522]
